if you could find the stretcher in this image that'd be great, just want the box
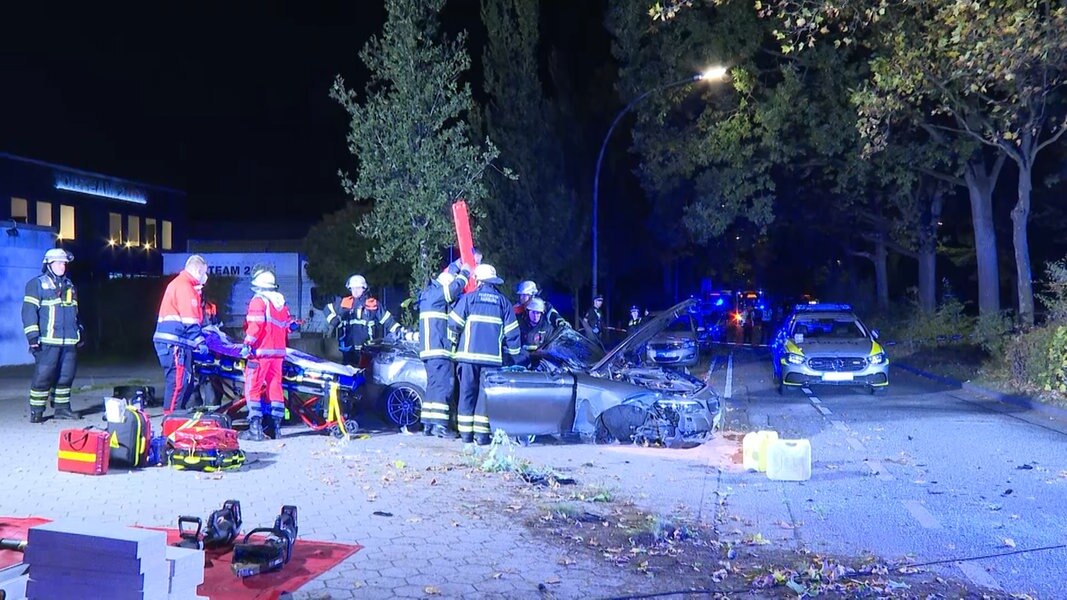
[191,326,363,438]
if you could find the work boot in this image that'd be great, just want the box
[423,424,436,437]
[262,416,278,440]
[475,433,491,446]
[433,425,459,440]
[240,416,265,442]
[29,407,45,424]
[53,404,82,420]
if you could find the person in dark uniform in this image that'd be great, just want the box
[325,274,405,366]
[581,294,605,343]
[448,264,521,446]
[417,266,470,438]
[22,248,83,423]
[626,305,644,333]
[519,297,554,352]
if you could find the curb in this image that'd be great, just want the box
[895,362,1067,422]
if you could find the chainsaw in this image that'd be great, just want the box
[174,499,243,550]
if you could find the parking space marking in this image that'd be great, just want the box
[809,396,821,404]
[957,562,1002,591]
[724,353,733,399]
[815,404,833,416]
[802,387,813,395]
[902,500,941,529]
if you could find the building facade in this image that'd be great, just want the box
[0,152,187,278]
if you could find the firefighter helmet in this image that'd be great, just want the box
[516,280,539,296]
[346,274,368,290]
[43,248,73,264]
[473,264,503,284]
[527,297,546,314]
[250,269,278,290]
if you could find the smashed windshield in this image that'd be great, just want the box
[540,327,605,370]
[791,317,868,340]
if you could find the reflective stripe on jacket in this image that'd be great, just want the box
[22,273,80,346]
[417,272,468,359]
[153,270,205,348]
[244,293,292,357]
[447,284,521,366]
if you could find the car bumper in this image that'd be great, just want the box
[781,361,889,388]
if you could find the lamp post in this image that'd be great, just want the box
[591,66,728,300]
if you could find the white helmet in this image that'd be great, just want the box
[250,269,278,290]
[473,264,503,285]
[516,280,539,296]
[527,297,546,313]
[43,248,73,264]
[346,274,368,290]
[436,271,456,286]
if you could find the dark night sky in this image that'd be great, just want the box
[0,2,410,222]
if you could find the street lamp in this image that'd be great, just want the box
[591,66,728,299]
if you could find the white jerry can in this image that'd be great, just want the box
[742,430,779,472]
[765,438,812,481]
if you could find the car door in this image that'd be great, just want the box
[481,369,576,436]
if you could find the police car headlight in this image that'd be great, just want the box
[868,352,887,365]
[786,353,805,365]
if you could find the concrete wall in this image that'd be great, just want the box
[1,225,58,366]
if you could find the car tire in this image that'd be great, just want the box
[380,383,424,428]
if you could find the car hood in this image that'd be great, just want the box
[591,299,698,374]
[793,338,877,356]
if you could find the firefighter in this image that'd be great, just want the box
[153,255,209,414]
[447,247,483,275]
[447,264,521,446]
[513,280,568,329]
[627,305,644,333]
[22,248,83,423]
[581,294,605,343]
[416,265,470,438]
[240,268,297,441]
[519,297,554,352]
[325,274,404,366]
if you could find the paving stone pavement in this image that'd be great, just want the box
[0,364,742,600]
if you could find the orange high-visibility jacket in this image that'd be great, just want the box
[153,270,205,348]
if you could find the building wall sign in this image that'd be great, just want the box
[54,172,147,205]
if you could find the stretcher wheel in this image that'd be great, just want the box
[328,420,360,439]
[381,383,424,428]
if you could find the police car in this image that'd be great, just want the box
[770,303,889,395]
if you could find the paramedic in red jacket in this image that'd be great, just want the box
[240,268,297,441]
[153,255,209,414]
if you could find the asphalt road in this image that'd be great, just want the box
[717,345,1067,598]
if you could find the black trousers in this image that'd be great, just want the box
[456,363,491,442]
[421,358,455,429]
[156,343,196,412]
[29,345,78,409]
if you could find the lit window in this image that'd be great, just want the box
[11,197,28,223]
[162,220,173,250]
[36,201,52,227]
[59,205,76,240]
[109,212,123,243]
[127,215,141,245]
[145,218,158,247]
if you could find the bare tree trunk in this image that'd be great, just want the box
[964,155,1005,316]
[874,232,889,311]
[1012,160,1034,327]
[916,190,944,313]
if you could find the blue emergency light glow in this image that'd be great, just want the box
[54,173,147,205]
[715,298,724,306]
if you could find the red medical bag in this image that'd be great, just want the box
[57,429,110,475]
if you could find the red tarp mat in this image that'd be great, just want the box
[1,517,361,600]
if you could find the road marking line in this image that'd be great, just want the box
[957,562,1002,591]
[832,422,849,432]
[846,437,865,451]
[902,500,941,529]
[815,405,833,416]
[724,354,733,400]
[809,396,821,404]
[802,387,813,395]
[866,460,894,480]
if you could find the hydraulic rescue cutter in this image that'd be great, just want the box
[231,505,298,578]
[175,500,243,550]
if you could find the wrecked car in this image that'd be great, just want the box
[363,299,721,445]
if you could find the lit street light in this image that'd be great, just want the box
[591,66,728,300]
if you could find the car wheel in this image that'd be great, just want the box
[381,383,424,428]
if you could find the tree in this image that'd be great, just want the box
[331,0,500,294]
[478,0,588,291]
[302,203,409,297]
[768,0,1067,325]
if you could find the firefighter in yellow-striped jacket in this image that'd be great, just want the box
[415,265,470,438]
[447,264,521,446]
[21,248,83,423]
